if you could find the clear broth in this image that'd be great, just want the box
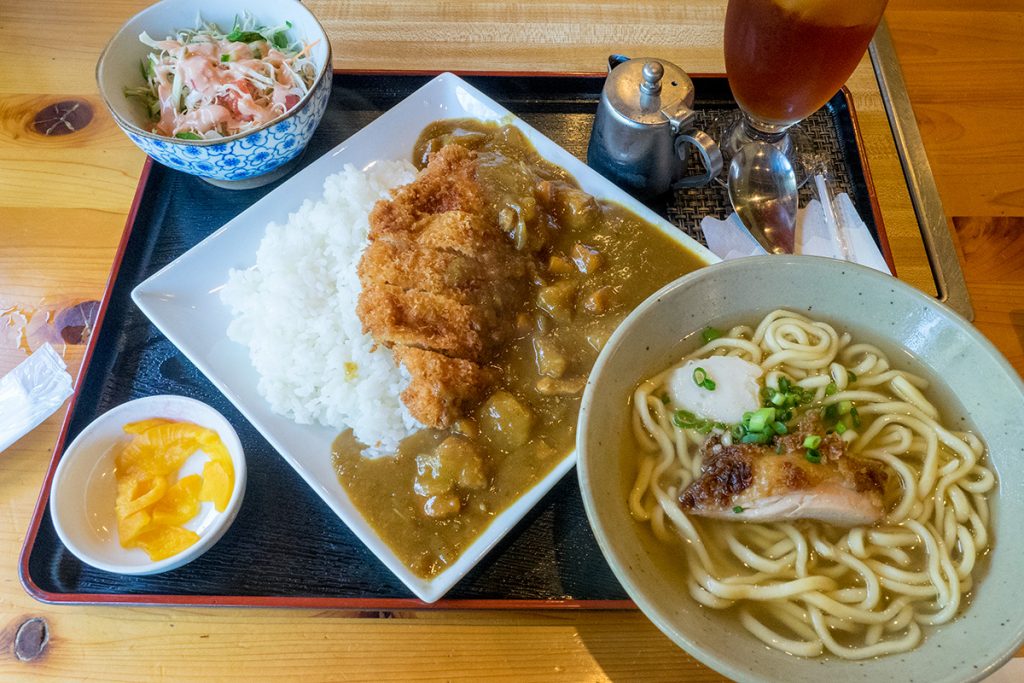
[619,314,994,655]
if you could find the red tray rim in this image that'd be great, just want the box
[19,68,891,611]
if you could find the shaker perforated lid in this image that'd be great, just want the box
[603,57,696,126]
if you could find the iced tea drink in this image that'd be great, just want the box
[725,0,888,127]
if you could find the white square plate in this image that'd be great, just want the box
[132,72,719,602]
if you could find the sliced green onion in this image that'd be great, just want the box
[772,421,788,435]
[848,371,858,383]
[703,379,716,391]
[733,505,744,514]
[805,448,822,464]
[823,404,839,421]
[175,132,203,140]
[778,377,791,393]
[693,367,708,387]
[746,407,776,433]
[770,391,786,407]
[825,382,838,396]
[851,407,861,428]
[673,409,717,432]
[672,410,696,429]
[779,410,793,423]
[838,400,853,416]
[731,424,745,440]
[660,394,671,405]
[220,53,232,62]
[671,410,692,425]
[702,327,723,343]
[803,435,822,449]
[836,422,848,435]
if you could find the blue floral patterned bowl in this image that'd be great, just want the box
[96,0,332,189]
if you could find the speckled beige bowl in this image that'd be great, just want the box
[577,255,1024,683]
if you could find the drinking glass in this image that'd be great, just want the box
[722,0,889,175]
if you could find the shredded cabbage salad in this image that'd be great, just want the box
[124,14,318,140]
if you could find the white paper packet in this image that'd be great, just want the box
[0,344,74,453]
[700,191,891,275]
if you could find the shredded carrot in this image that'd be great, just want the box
[289,38,322,64]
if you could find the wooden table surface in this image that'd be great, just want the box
[2,0,1022,679]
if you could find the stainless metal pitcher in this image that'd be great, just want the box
[587,55,723,198]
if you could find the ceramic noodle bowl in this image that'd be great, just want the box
[577,255,1024,683]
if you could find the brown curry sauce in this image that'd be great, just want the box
[332,119,706,578]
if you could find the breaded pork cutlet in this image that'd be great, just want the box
[357,239,489,303]
[368,145,484,241]
[360,211,529,314]
[356,143,533,429]
[359,238,529,309]
[393,347,497,430]
[412,210,502,256]
[357,284,491,360]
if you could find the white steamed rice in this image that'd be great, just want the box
[220,160,420,455]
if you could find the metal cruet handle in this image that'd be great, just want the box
[661,102,724,189]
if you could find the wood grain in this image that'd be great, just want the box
[1,0,1022,679]
[886,5,1024,218]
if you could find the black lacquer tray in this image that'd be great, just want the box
[21,72,890,608]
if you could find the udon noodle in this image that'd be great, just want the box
[628,309,995,659]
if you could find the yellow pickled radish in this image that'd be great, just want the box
[115,472,167,518]
[113,418,235,561]
[117,509,153,546]
[122,418,173,434]
[199,460,232,512]
[152,474,203,526]
[133,526,201,561]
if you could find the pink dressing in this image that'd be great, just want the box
[175,104,234,133]
[140,34,315,138]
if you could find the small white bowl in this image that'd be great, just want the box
[50,395,246,575]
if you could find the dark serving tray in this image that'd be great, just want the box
[21,72,890,608]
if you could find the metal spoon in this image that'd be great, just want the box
[727,141,798,254]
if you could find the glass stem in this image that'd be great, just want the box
[741,112,793,144]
